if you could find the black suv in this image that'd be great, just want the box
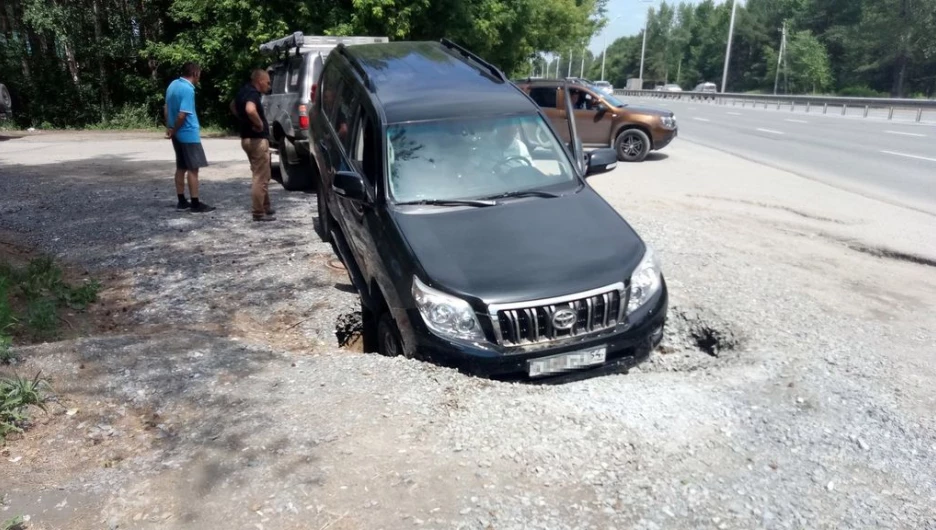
[311,39,668,381]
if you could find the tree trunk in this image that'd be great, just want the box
[63,42,81,85]
[891,54,908,97]
[890,0,910,98]
[92,0,110,117]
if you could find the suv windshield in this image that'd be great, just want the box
[586,84,626,107]
[387,114,577,203]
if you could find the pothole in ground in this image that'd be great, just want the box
[334,311,364,352]
[643,305,744,372]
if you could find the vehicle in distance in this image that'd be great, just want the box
[693,82,717,100]
[515,78,677,162]
[311,40,668,381]
[259,32,389,190]
[662,83,682,92]
[593,80,613,93]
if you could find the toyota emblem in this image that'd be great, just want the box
[551,308,577,330]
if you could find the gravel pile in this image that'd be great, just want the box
[1,134,935,529]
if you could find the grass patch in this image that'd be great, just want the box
[0,372,51,442]
[1,515,26,530]
[0,256,100,348]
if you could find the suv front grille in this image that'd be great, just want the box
[490,284,626,346]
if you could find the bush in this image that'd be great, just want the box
[91,103,158,130]
[837,86,888,98]
[0,372,50,442]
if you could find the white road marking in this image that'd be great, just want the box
[784,119,809,124]
[726,112,742,116]
[692,117,711,122]
[884,130,926,137]
[881,150,936,163]
[756,128,785,135]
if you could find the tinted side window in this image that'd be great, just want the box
[335,79,357,150]
[529,87,558,108]
[348,109,377,185]
[320,61,340,121]
[271,65,287,94]
[287,56,303,92]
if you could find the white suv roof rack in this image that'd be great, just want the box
[259,32,389,56]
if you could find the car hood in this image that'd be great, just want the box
[392,188,646,306]
[621,105,673,117]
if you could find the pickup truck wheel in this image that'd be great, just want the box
[316,188,332,243]
[377,312,403,357]
[615,129,651,162]
[269,149,282,184]
[279,137,317,191]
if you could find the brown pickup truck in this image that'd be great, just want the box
[514,78,677,162]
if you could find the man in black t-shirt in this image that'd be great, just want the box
[231,70,275,222]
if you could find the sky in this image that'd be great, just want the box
[587,0,731,55]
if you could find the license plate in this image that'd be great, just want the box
[528,346,607,378]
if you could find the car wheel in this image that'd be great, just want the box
[316,186,332,244]
[279,137,316,191]
[615,129,651,162]
[269,149,282,184]
[377,312,404,357]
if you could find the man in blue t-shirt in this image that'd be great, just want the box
[164,62,214,212]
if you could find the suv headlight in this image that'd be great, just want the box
[412,276,485,342]
[660,115,677,129]
[627,246,663,314]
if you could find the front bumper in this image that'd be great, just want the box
[654,128,677,150]
[407,287,668,382]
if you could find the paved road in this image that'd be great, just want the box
[627,96,936,215]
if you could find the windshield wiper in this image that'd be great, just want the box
[395,198,496,207]
[479,190,561,200]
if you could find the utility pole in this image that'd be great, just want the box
[580,48,585,78]
[721,0,738,94]
[568,48,573,78]
[639,8,650,89]
[774,22,786,95]
[600,14,623,82]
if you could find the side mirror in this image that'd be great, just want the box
[585,148,618,177]
[595,103,607,113]
[333,170,370,203]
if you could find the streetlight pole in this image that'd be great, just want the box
[580,47,585,78]
[600,14,623,82]
[567,48,573,78]
[637,1,654,89]
[721,0,738,93]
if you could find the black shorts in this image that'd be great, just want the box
[171,138,209,170]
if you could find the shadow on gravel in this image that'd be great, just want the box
[0,153,350,346]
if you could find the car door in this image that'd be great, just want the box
[565,86,614,146]
[341,99,387,287]
[527,85,565,144]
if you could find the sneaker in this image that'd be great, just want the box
[176,200,191,210]
[252,214,277,222]
[265,208,276,215]
[190,202,216,213]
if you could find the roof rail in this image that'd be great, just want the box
[260,32,390,56]
[336,44,375,93]
[439,38,506,82]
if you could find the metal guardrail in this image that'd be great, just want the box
[614,89,936,122]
